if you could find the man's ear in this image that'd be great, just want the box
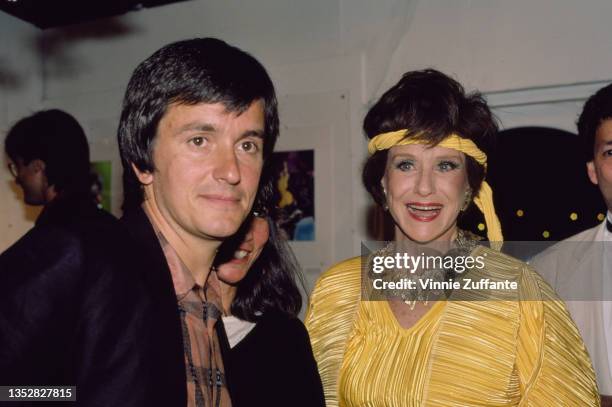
[131,163,153,185]
[30,159,46,173]
[587,161,598,186]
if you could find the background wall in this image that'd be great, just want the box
[0,11,43,250]
[1,0,611,288]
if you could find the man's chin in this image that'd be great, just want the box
[197,224,243,241]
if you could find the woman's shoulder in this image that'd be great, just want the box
[473,245,528,271]
[312,256,362,290]
[475,246,550,282]
[233,313,310,354]
[320,256,362,277]
[259,312,308,335]
[465,246,562,306]
[308,257,363,311]
[306,257,363,333]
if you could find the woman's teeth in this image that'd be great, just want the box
[233,249,248,259]
[407,205,441,212]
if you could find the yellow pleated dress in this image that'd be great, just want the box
[305,246,600,406]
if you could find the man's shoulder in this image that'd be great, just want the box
[554,223,601,243]
[118,208,159,246]
[531,223,601,265]
[0,224,83,268]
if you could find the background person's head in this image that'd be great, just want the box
[214,209,303,321]
[578,83,612,212]
[4,109,90,206]
[118,37,279,242]
[362,69,497,243]
[216,213,270,287]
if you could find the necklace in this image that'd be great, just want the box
[366,230,481,309]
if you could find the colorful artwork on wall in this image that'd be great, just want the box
[271,150,314,241]
[91,160,112,211]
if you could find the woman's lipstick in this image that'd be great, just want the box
[406,202,442,222]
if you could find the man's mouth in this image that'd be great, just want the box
[200,194,241,204]
[406,202,442,221]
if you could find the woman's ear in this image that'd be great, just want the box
[461,187,473,211]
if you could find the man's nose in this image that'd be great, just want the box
[212,146,241,185]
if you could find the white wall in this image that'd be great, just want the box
[34,0,416,268]
[2,0,612,265]
[382,0,612,94]
[0,11,43,251]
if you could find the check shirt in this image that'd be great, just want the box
[157,232,231,407]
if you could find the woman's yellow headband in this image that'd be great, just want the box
[368,129,503,247]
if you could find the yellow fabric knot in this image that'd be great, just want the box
[368,130,503,247]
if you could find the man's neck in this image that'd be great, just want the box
[219,281,237,316]
[142,199,220,287]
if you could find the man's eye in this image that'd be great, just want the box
[604,149,612,157]
[190,137,206,147]
[240,141,260,153]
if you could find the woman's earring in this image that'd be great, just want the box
[382,186,389,211]
[461,189,472,211]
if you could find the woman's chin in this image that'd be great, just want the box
[216,266,248,285]
[395,223,457,245]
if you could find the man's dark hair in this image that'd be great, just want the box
[577,83,612,162]
[4,109,91,196]
[118,37,279,211]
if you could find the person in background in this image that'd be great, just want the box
[117,37,279,406]
[0,109,159,405]
[214,207,325,407]
[306,69,600,406]
[532,83,612,406]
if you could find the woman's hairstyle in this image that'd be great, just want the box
[362,69,498,207]
[228,215,304,322]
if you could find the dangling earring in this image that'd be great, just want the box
[461,188,472,211]
[382,185,389,211]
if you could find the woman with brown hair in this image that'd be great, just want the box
[306,69,600,406]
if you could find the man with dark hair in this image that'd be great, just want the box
[117,37,278,406]
[532,84,612,405]
[1,109,162,405]
[4,109,91,207]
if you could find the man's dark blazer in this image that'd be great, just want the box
[0,198,186,406]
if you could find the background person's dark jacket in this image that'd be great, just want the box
[0,197,186,406]
[223,312,325,407]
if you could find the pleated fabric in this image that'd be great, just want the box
[305,246,600,406]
